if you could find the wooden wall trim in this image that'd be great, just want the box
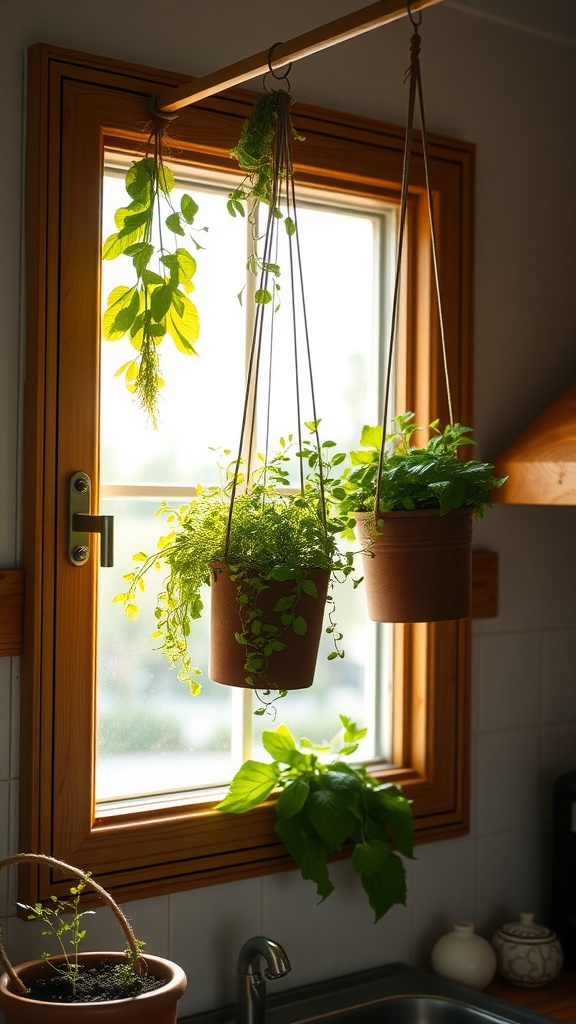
[0,570,24,656]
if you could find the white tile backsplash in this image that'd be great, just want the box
[263,867,341,987]
[476,728,541,835]
[169,876,263,1017]
[475,827,543,937]
[408,837,477,967]
[542,629,576,725]
[477,631,542,733]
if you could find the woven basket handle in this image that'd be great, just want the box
[0,853,144,996]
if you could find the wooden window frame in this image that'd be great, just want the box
[19,43,474,904]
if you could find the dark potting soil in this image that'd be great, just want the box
[24,959,166,1003]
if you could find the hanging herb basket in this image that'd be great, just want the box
[120,81,357,711]
[120,436,354,713]
[335,415,505,623]
[334,15,506,623]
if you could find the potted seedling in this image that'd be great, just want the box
[332,413,506,622]
[119,431,357,713]
[217,715,414,921]
[0,853,186,1023]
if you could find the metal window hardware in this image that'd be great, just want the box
[68,472,114,567]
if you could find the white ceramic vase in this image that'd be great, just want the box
[492,912,563,987]
[431,922,497,990]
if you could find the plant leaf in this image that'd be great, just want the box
[361,850,407,922]
[275,778,310,819]
[261,724,296,762]
[275,814,334,902]
[215,760,279,813]
[307,788,356,851]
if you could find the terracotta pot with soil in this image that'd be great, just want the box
[0,854,186,1024]
[209,562,330,690]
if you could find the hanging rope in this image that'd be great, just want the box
[374,4,454,520]
[223,82,328,560]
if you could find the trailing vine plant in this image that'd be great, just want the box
[227,89,303,305]
[102,118,206,426]
[117,432,359,713]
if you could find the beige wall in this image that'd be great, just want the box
[1,1,576,1018]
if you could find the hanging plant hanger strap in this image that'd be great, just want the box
[224,86,328,559]
[375,6,454,517]
[0,853,145,995]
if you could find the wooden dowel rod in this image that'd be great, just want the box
[153,0,445,113]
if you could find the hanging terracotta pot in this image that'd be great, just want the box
[354,507,473,623]
[0,952,187,1024]
[209,562,329,690]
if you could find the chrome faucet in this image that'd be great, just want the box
[236,935,291,1024]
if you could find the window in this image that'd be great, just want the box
[20,43,474,904]
[98,165,393,807]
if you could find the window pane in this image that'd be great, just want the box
[96,162,393,808]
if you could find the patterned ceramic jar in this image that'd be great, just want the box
[492,912,563,987]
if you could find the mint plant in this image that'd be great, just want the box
[333,412,506,537]
[102,131,206,426]
[217,715,414,922]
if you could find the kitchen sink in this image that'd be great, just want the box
[285,993,535,1024]
[182,961,555,1024]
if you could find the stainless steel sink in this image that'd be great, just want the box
[182,961,556,1024]
[288,993,531,1024]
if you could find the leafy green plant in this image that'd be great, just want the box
[102,124,206,426]
[332,412,507,537]
[118,429,359,710]
[227,90,303,306]
[216,715,414,921]
[0,853,168,1006]
[15,882,148,997]
[17,880,96,995]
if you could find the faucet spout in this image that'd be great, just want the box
[236,936,291,1024]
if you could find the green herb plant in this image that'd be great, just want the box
[17,880,96,995]
[16,881,147,996]
[217,715,414,921]
[102,123,206,426]
[227,90,303,306]
[333,412,507,538]
[118,428,360,713]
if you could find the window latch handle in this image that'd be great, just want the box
[69,472,114,567]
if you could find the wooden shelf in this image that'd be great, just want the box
[485,970,576,1023]
[493,382,576,505]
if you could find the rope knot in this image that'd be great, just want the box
[404,31,421,82]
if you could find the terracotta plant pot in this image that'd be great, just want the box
[0,952,187,1024]
[209,562,330,690]
[354,507,473,622]
[0,854,186,1024]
